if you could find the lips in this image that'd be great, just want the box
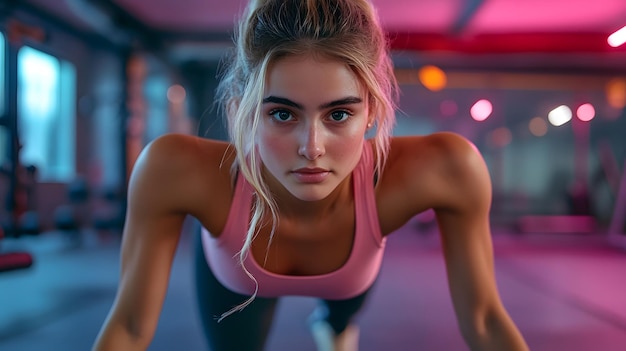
[291,167,330,183]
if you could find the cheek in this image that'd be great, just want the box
[331,130,366,161]
[257,128,292,161]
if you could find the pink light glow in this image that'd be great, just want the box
[470,99,493,121]
[576,103,596,122]
[608,25,626,47]
[467,0,626,33]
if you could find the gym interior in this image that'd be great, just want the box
[1,1,625,350]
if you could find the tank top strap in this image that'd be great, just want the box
[353,141,385,246]
[219,171,254,245]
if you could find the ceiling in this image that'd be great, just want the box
[14,0,626,71]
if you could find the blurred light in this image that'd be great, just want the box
[608,25,626,48]
[470,99,493,121]
[488,127,512,148]
[576,103,595,122]
[127,55,147,78]
[606,78,626,109]
[548,105,572,126]
[440,99,457,117]
[167,84,186,104]
[529,117,548,136]
[418,65,447,92]
[19,47,58,117]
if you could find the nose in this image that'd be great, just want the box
[298,123,325,160]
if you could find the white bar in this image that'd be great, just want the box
[608,25,626,48]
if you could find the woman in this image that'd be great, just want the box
[93,0,529,350]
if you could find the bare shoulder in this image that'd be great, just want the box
[129,133,236,231]
[388,132,481,166]
[422,132,491,212]
[134,133,235,176]
[381,132,491,217]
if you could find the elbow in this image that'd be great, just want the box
[458,317,486,349]
[119,315,155,350]
[124,315,153,344]
[456,303,493,345]
[458,307,529,351]
[93,329,151,351]
[93,313,154,351]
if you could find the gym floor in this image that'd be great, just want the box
[1,219,625,351]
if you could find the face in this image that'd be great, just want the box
[257,54,370,202]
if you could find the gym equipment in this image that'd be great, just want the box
[52,177,111,248]
[17,210,40,235]
[54,205,79,232]
[0,251,33,272]
[0,229,34,272]
[53,176,90,233]
[90,185,125,232]
[0,24,42,271]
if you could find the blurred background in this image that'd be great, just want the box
[0,0,625,350]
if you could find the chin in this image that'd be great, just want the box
[289,186,334,202]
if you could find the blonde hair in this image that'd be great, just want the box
[214,0,398,320]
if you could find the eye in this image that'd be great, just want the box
[329,110,350,122]
[269,109,293,122]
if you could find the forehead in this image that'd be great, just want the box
[265,55,365,100]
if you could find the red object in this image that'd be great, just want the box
[0,252,34,272]
[388,32,626,54]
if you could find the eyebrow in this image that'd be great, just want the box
[262,96,363,110]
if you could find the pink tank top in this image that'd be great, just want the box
[201,142,386,299]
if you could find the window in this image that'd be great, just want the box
[0,32,4,115]
[17,46,75,182]
[0,32,7,167]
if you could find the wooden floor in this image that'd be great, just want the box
[1,220,626,351]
